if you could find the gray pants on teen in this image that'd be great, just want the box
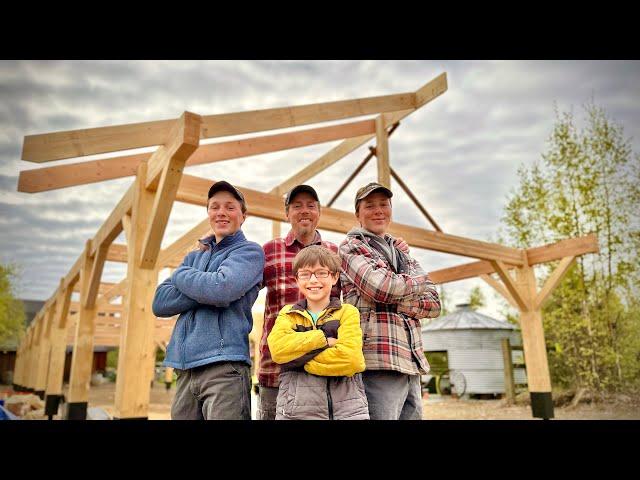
[172,361,251,420]
[362,370,423,420]
[256,385,279,420]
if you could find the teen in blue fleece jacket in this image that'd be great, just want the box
[152,181,264,420]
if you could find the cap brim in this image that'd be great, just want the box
[286,185,319,204]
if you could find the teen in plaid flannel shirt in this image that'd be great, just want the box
[340,182,441,420]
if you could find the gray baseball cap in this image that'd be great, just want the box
[284,184,320,207]
[354,182,393,211]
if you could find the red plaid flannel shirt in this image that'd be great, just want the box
[259,229,339,388]
[339,229,441,375]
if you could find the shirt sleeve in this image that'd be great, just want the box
[152,253,200,317]
[339,237,436,304]
[267,306,329,365]
[172,242,264,307]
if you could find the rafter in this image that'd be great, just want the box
[22,90,419,163]
[18,119,377,193]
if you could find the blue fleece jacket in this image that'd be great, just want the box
[152,230,264,370]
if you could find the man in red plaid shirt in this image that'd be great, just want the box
[257,184,410,420]
[339,182,441,420]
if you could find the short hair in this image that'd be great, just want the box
[207,193,247,215]
[292,245,341,277]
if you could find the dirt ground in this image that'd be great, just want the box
[33,382,640,420]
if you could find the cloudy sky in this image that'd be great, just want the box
[1,60,639,319]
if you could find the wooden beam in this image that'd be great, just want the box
[90,182,134,257]
[114,161,160,419]
[22,90,417,163]
[271,73,448,197]
[200,92,414,138]
[326,122,400,208]
[67,241,99,416]
[70,302,123,314]
[271,131,384,197]
[480,273,519,310]
[390,166,442,232]
[375,115,391,188]
[97,278,128,305]
[140,113,201,268]
[157,218,210,270]
[145,112,201,190]
[176,173,525,264]
[18,119,377,193]
[122,215,132,246]
[502,338,516,404]
[272,221,281,239]
[45,282,72,399]
[22,119,172,163]
[516,264,553,405]
[73,281,115,295]
[526,233,598,265]
[83,242,109,309]
[427,234,600,285]
[490,260,530,312]
[57,278,73,330]
[533,256,576,311]
[34,305,55,392]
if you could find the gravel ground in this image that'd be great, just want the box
[75,383,640,420]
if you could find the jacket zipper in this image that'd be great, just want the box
[298,308,336,419]
[326,377,334,420]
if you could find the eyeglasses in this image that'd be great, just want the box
[295,269,333,281]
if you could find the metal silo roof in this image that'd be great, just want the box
[421,304,518,332]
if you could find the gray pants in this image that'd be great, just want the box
[172,362,251,420]
[256,385,279,420]
[362,370,423,420]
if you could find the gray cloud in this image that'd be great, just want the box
[1,60,639,320]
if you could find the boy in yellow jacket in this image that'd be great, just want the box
[267,245,369,420]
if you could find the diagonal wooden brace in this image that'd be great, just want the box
[490,259,530,311]
[140,112,201,269]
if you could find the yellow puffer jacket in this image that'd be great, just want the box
[267,297,366,377]
[267,297,369,419]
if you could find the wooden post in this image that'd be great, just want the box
[501,338,515,404]
[113,162,160,419]
[66,241,98,420]
[375,116,391,188]
[13,343,25,391]
[516,263,554,419]
[28,321,42,391]
[20,330,33,390]
[33,306,55,399]
[272,221,281,239]
[44,281,73,419]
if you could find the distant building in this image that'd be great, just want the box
[421,303,527,396]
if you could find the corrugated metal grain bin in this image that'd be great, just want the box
[421,304,527,395]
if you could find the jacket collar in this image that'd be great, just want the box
[346,226,395,243]
[198,229,246,250]
[290,296,342,313]
[284,229,323,248]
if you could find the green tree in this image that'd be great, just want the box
[500,102,640,393]
[0,264,26,346]
[468,286,485,311]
